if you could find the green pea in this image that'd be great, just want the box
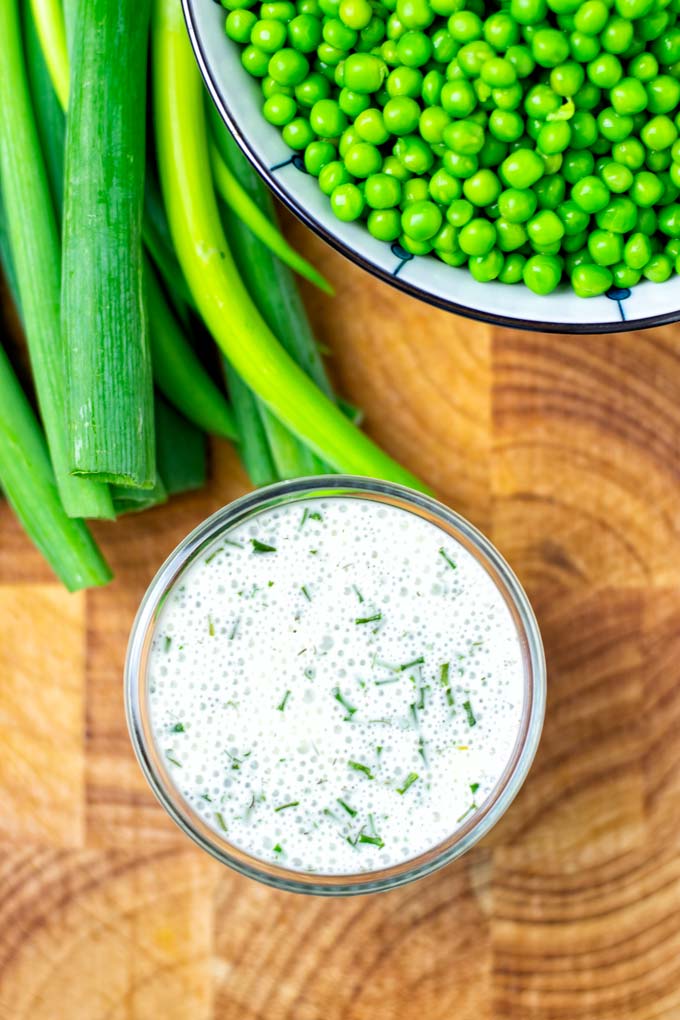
[496,217,528,250]
[574,82,602,111]
[304,139,337,174]
[612,137,646,168]
[587,53,622,87]
[498,187,539,221]
[344,141,383,176]
[653,26,680,64]
[537,121,571,154]
[462,168,502,205]
[643,252,673,280]
[597,108,633,143]
[437,247,469,265]
[242,44,272,77]
[394,133,435,173]
[658,203,680,236]
[562,149,595,182]
[612,263,641,287]
[488,110,524,143]
[479,136,510,167]
[556,200,590,235]
[506,44,536,77]
[614,0,654,18]
[550,61,584,95]
[319,159,352,194]
[330,181,365,219]
[251,17,288,51]
[562,228,589,251]
[367,207,402,239]
[447,198,474,225]
[588,228,623,264]
[565,249,595,274]
[665,237,680,259]
[572,175,611,212]
[432,222,459,253]
[383,95,421,134]
[443,118,485,154]
[510,0,548,26]
[448,10,483,42]
[628,53,659,82]
[610,78,648,116]
[440,79,477,116]
[642,114,678,149]
[599,161,633,192]
[524,83,562,119]
[419,106,452,143]
[569,30,601,62]
[422,69,445,105]
[262,69,292,92]
[226,9,258,42]
[523,253,562,293]
[499,252,526,283]
[571,262,613,296]
[646,75,680,113]
[343,52,387,91]
[458,217,496,254]
[380,39,401,65]
[637,206,658,233]
[387,66,423,96]
[596,197,637,233]
[480,58,518,87]
[260,0,296,18]
[500,148,545,187]
[358,16,386,49]
[297,73,331,107]
[429,167,462,203]
[363,172,402,208]
[532,28,570,66]
[397,30,433,66]
[534,174,566,208]
[282,115,315,148]
[263,91,298,125]
[527,208,565,247]
[647,149,672,171]
[339,0,373,29]
[382,154,412,180]
[401,199,444,239]
[352,108,386,144]
[492,83,525,110]
[484,11,520,50]
[469,248,504,281]
[631,169,665,205]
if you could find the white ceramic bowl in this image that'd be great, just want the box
[183,0,680,332]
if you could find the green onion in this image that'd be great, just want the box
[210,142,333,296]
[62,0,155,486]
[0,0,113,520]
[145,262,236,440]
[28,0,69,111]
[155,395,206,496]
[151,0,428,492]
[143,169,196,319]
[23,0,65,217]
[111,475,168,516]
[222,360,277,487]
[0,341,111,591]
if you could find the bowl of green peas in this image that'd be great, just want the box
[184,0,680,330]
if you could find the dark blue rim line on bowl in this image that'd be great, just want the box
[182,0,680,335]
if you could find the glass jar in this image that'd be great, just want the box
[125,476,546,895]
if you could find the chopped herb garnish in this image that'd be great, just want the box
[418,736,428,763]
[358,833,385,849]
[417,685,430,710]
[301,585,311,601]
[250,538,277,553]
[204,546,223,564]
[300,508,323,528]
[337,798,358,817]
[439,547,457,570]
[208,615,215,637]
[229,617,240,640]
[268,580,274,587]
[456,803,477,824]
[224,539,244,549]
[409,702,419,726]
[440,663,450,685]
[277,690,291,712]
[225,750,251,770]
[200,793,212,802]
[309,549,318,555]
[352,585,364,603]
[323,807,339,820]
[214,811,228,832]
[165,751,182,767]
[397,772,419,795]
[470,782,480,794]
[374,677,400,685]
[172,722,185,733]
[274,801,300,812]
[348,760,375,780]
[333,688,357,720]
[355,612,382,625]
[463,700,477,727]
[400,656,425,671]
[445,689,456,708]
[163,636,172,653]
[273,843,283,854]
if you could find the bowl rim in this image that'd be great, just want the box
[182,0,680,335]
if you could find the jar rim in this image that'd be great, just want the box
[125,475,546,896]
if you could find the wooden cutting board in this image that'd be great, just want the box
[2,214,680,1020]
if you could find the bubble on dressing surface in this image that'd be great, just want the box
[148,496,525,876]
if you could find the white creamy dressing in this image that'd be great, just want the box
[148,496,525,875]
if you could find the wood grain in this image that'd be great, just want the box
[3,228,680,1018]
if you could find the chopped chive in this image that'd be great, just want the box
[204,547,223,564]
[214,811,228,832]
[225,539,244,549]
[440,663,450,685]
[172,722,185,733]
[300,507,323,528]
[164,636,172,652]
[200,793,212,802]
[397,772,419,795]
[409,703,419,726]
[418,736,427,763]
[445,689,456,708]
[251,538,276,553]
[333,688,357,720]
[367,812,378,835]
[358,833,385,849]
[470,782,480,794]
[268,580,274,587]
[352,585,364,603]
[274,801,299,812]
[456,803,477,824]
[273,843,283,854]
[417,685,430,710]
[277,690,291,712]
[374,677,400,686]
[229,617,240,640]
[165,751,181,767]
[439,547,457,570]
[337,798,357,817]
[355,612,382,625]
[323,807,338,820]
[348,760,374,779]
[463,700,477,727]
[376,746,383,758]
[208,615,215,637]
[301,585,311,601]
[309,549,318,555]
[399,656,425,671]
